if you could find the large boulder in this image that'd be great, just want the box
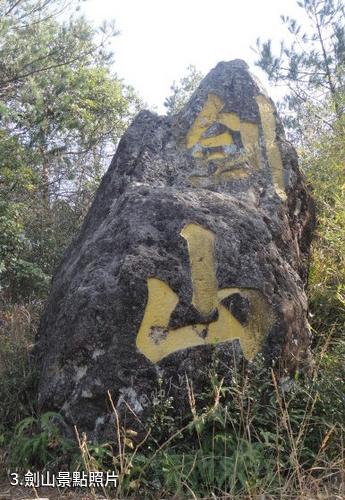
[36,60,315,439]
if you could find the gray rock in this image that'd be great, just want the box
[35,60,315,440]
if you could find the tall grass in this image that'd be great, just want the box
[0,301,42,437]
[68,357,344,498]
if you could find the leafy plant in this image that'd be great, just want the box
[9,412,75,470]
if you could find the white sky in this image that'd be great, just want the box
[81,0,305,112]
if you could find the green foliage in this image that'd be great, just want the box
[0,201,24,276]
[253,6,345,491]
[255,0,344,141]
[164,65,203,115]
[102,355,344,498]
[0,0,142,300]
[303,112,345,341]
[148,378,177,438]
[9,412,75,469]
[0,129,37,195]
[0,201,49,298]
[0,302,41,438]
[0,1,109,100]
[157,436,275,497]
[256,9,345,483]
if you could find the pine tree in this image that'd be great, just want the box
[255,0,344,143]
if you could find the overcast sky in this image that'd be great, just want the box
[81,0,305,112]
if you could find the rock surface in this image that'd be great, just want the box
[36,60,315,439]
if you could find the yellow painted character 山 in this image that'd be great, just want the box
[136,223,274,363]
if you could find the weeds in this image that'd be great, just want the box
[63,352,344,498]
[0,300,42,442]
[9,412,76,470]
[0,140,344,497]
[1,292,344,498]
[0,309,344,497]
